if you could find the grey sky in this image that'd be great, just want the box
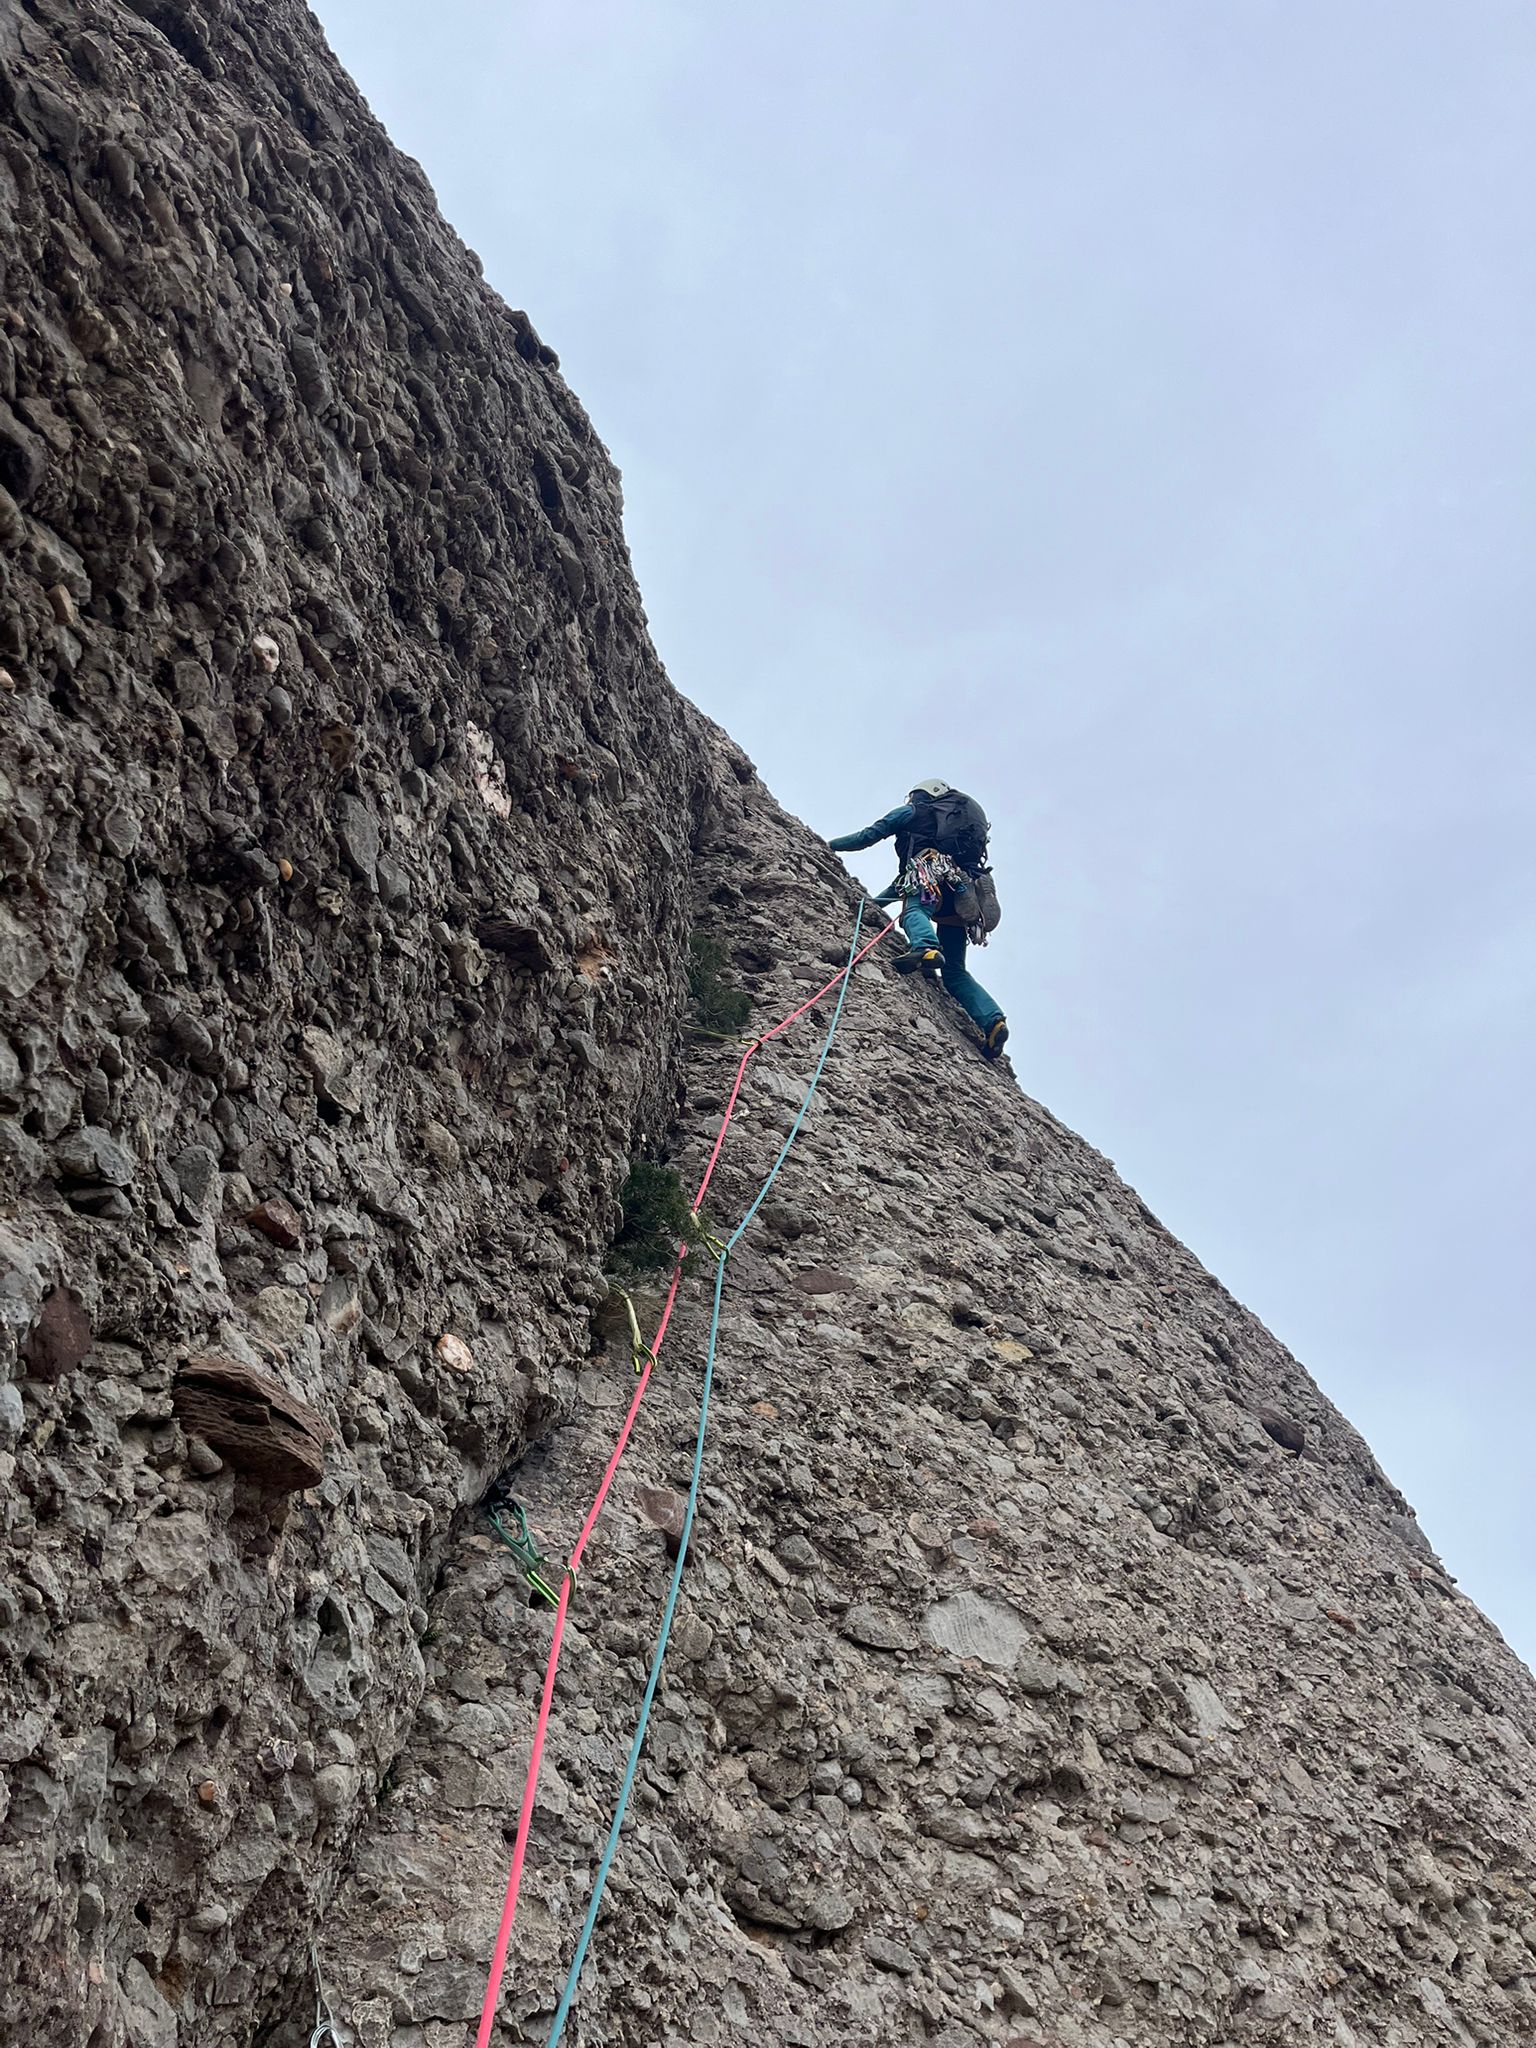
[312,1,1536,1662]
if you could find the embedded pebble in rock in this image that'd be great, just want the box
[52,1125,136,1187]
[0,1382,25,1445]
[420,1119,463,1173]
[21,1287,93,1381]
[923,1590,1034,1670]
[1256,1404,1308,1454]
[245,1197,305,1248]
[1,9,1534,2048]
[841,1603,916,1653]
[793,1265,858,1295]
[434,1333,475,1375]
[635,1484,689,1558]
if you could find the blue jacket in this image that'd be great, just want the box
[828,804,913,904]
[827,804,914,855]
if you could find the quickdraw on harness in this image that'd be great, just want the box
[899,848,990,946]
[485,1482,566,1608]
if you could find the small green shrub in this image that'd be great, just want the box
[606,1161,700,1275]
[688,932,751,1035]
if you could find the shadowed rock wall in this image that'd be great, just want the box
[2,5,1534,2048]
[0,0,725,2036]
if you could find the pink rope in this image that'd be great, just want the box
[473,913,894,2046]
[692,924,895,1200]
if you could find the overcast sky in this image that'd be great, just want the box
[311,1,1535,1665]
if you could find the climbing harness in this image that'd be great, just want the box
[540,899,873,2046]
[486,1493,564,1609]
[900,848,989,946]
[899,848,950,914]
[472,901,894,2048]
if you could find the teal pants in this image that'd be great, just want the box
[901,901,1004,1032]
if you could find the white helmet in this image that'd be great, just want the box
[911,778,950,798]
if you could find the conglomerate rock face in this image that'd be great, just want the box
[1,6,1533,2048]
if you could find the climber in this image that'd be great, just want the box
[827,780,1009,1061]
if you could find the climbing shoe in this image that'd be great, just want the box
[894,946,943,982]
[981,1017,1010,1061]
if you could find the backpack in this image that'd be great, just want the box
[898,788,990,874]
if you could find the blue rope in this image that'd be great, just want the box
[543,898,869,2044]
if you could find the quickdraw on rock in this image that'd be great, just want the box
[608,1221,724,1379]
[687,1209,729,1264]
[606,1283,661,1376]
[486,1489,564,1608]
